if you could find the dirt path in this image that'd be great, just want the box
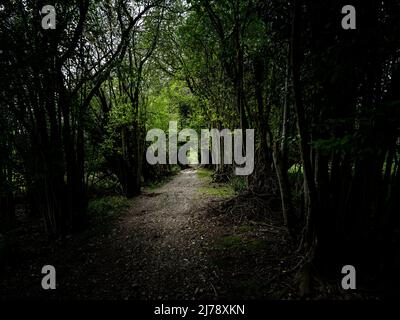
[1,168,368,300]
[97,168,221,299]
[1,168,285,300]
[23,167,224,300]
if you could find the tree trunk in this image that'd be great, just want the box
[291,0,318,295]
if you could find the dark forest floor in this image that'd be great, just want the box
[0,168,364,300]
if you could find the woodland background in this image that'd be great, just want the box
[0,0,399,298]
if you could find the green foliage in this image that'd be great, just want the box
[230,176,247,194]
[146,79,204,132]
[87,196,130,218]
[196,168,213,180]
[147,84,180,131]
[145,165,180,190]
[311,135,353,155]
[197,168,246,196]
[108,102,135,129]
[198,168,234,196]
[198,185,236,197]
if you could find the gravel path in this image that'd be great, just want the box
[1,167,295,300]
[104,168,221,299]
[0,168,242,299]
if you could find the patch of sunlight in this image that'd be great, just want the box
[288,163,303,174]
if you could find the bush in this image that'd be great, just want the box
[87,196,130,218]
[230,176,247,194]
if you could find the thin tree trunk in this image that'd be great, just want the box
[291,0,318,296]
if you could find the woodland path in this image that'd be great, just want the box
[1,168,287,300]
[94,167,223,299]
[0,168,226,299]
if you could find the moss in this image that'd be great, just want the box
[230,175,247,193]
[198,185,235,197]
[197,167,237,198]
[196,167,213,180]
